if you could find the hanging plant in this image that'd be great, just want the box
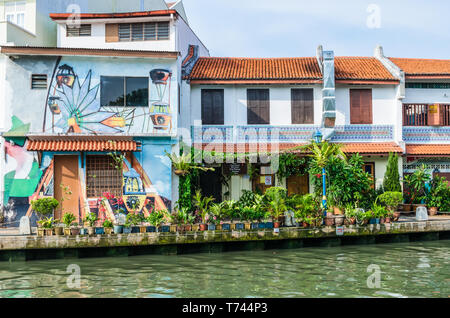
[166,151,215,176]
[277,153,310,179]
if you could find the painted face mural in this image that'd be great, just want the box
[46,63,174,134]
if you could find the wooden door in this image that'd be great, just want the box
[287,175,309,196]
[54,155,80,221]
[291,89,314,124]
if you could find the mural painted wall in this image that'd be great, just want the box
[45,59,175,135]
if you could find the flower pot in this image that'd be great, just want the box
[70,228,80,236]
[302,222,309,228]
[146,226,156,233]
[274,222,280,229]
[174,169,188,176]
[113,225,123,234]
[244,223,251,230]
[334,216,345,227]
[87,227,95,235]
[333,207,344,215]
[380,218,385,225]
[235,223,245,230]
[251,223,259,230]
[160,225,170,233]
[45,229,54,236]
[324,217,335,227]
[79,228,87,235]
[131,226,140,234]
[192,224,200,232]
[258,223,266,230]
[265,222,274,229]
[177,225,185,233]
[123,227,132,234]
[369,218,380,225]
[208,224,216,231]
[185,225,192,232]
[95,227,105,235]
[216,224,222,231]
[170,225,177,233]
[37,228,45,237]
[402,204,412,212]
[222,223,231,231]
[393,212,401,222]
[54,227,64,236]
[63,228,71,236]
[139,226,147,234]
[199,224,208,231]
[428,207,438,216]
[384,217,391,224]
[104,227,113,235]
[229,223,236,230]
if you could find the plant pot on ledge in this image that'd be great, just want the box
[428,207,438,216]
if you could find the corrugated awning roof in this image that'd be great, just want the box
[49,10,177,20]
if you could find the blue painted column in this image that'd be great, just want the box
[322,168,327,217]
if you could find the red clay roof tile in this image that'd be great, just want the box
[390,58,450,78]
[50,10,177,20]
[27,140,138,152]
[406,144,450,155]
[335,57,398,83]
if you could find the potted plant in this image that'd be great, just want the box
[426,176,450,216]
[42,217,54,236]
[147,210,166,232]
[62,212,76,236]
[193,190,215,232]
[53,219,64,236]
[31,198,59,220]
[70,222,80,236]
[83,213,97,235]
[377,192,403,221]
[264,187,288,228]
[103,219,113,235]
[37,220,45,237]
[113,220,123,234]
[166,152,215,176]
[344,204,357,225]
[403,165,430,211]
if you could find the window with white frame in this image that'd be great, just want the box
[5,1,26,28]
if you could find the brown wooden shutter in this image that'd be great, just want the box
[350,89,372,124]
[247,89,270,125]
[201,89,224,125]
[291,88,314,124]
[105,24,119,42]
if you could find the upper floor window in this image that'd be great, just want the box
[201,89,224,125]
[291,88,314,124]
[100,76,149,107]
[117,22,170,42]
[350,89,373,125]
[66,24,92,37]
[406,83,450,89]
[247,89,270,125]
[31,74,47,89]
[5,1,25,28]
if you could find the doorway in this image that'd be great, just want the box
[287,175,309,196]
[199,168,223,203]
[54,155,80,221]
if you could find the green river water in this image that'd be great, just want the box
[0,240,448,298]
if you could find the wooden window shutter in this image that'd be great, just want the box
[292,89,314,124]
[247,89,270,125]
[350,89,372,124]
[201,89,224,125]
[105,24,119,42]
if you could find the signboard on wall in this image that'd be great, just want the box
[224,164,247,175]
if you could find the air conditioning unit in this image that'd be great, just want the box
[428,104,441,126]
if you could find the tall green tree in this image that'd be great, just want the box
[383,153,402,192]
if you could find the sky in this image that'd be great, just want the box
[182,0,450,59]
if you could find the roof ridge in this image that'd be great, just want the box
[197,56,316,60]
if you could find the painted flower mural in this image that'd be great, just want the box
[51,67,125,134]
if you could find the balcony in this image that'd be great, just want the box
[403,103,450,127]
[192,125,395,144]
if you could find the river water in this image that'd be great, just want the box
[0,240,448,298]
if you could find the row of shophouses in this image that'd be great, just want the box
[0,0,449,225]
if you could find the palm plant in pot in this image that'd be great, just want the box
[377,192,403,221]
[265,187,288,228]
[166,151,215,177]
[425,176,449,216]
[62,212,76,236]
[193,190,215,231]
[42,217,55,236]
[147,210,166,232]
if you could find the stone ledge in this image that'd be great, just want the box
[1,220,449,252]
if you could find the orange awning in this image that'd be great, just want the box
[406,144,450,156]
[27,139,139,152]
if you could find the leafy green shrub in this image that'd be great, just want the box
[62,212,76,228]
[403,165,431,204]
[426,176,450,211]
[103,219,113,228]
[377,192,403,211]
[83,213,98,227]
[147,210,167,228]
[31,198,59,218]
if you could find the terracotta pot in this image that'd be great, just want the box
[70,228,80,236]
[45,229,54,236]
[216,224,222,231]
[302,222,309,228]
[274,222,280,228]
[428,207,438,216]
[380,218,385,224]
[349,218,356,225]
[402,204,412,212]
[199,224,208,231]
[393,212,401,222]
[192,224,200,232]
[385,217,391,224]
[333,207,344,215]
[324,217,335,227]
[185,224,192,232]
[54,227,64,236]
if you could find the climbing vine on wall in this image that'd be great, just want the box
[276,153,310,179]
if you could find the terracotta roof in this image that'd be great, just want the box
[389,57,450,79]
[49,10,177,20]
[188,57,323,84]
[406,144,450,156]
[0,46,179,59]
[27,140,139,152]
[196,142,403,154]
[335,57,399,84]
